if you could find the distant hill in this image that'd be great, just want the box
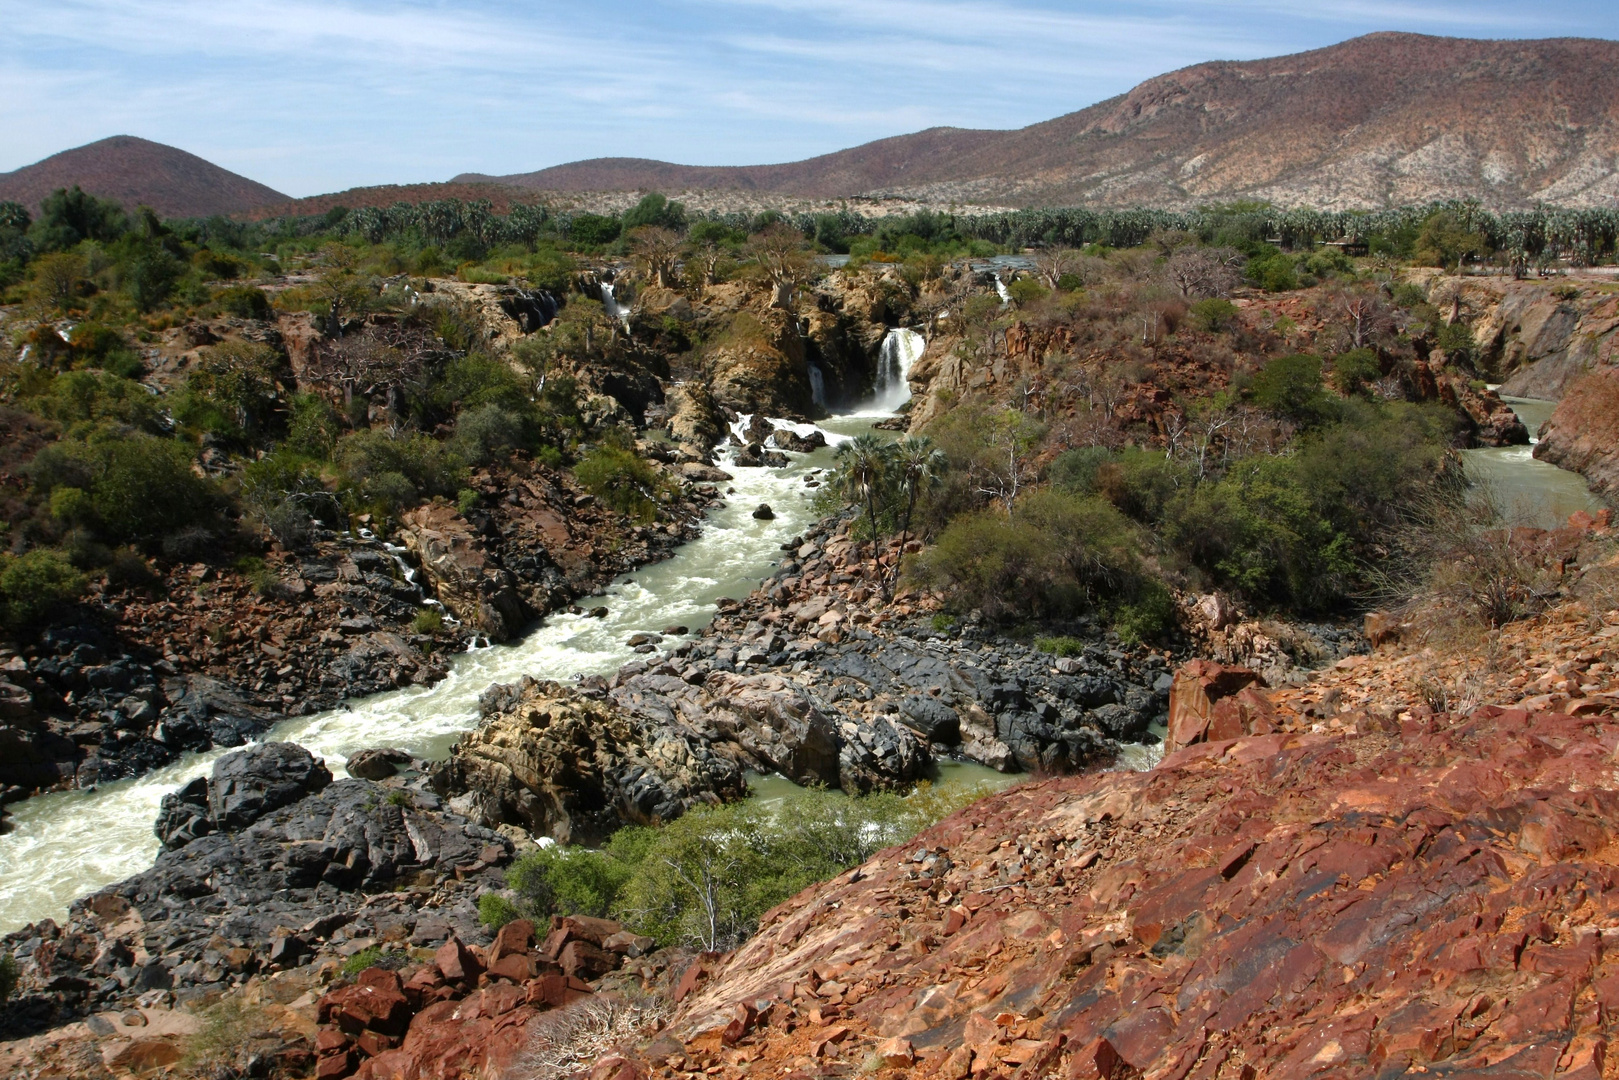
[0,136,288,220]
[242,182,535,220]
[459,34,1619,211]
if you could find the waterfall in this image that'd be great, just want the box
[873,328,925,413]
[600,281,630,328]
[808,362,826,409]
[993,272,1011,304]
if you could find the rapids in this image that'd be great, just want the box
[1461,396,1606,529]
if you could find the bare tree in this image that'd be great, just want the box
[1033,248,1081,291]
[1165,247,1242,299]
[629,226,683,289]
[1332,287,1395,350]
[745,224,814,308]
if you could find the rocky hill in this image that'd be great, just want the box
[464,33,1619,211]
[0,136,288,220]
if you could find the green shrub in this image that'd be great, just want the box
[909,489,1147,622]
[930,613,955,633]
[29,433,217,546]
[1245,249,1298,291]
[451,404,525,466]
[1112,580,1176,645]
[286,393,342,458]
[1006,278,1049,306]
[1434,320,1476,363]
[1247,354,1330,424]
[335,429,466,511]
[573,444,663,522]
[0,549,86,627]
[1330,348,1382,395]
[501,784,988,952]
[174,340,285,444]
[23,370,164,432]
[568,213,622,247]
[1049,447,1117,496]
[1034,635,1085,657]
[478,892,522,930]
[410,608,444,634]
[216,285,271,319]
[456,488,480,514]
[1189,297,1239,332]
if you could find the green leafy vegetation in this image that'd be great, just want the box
[494,784,987,951]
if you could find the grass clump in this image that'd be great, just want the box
[341,946,383,976]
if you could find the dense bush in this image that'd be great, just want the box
[573,441,664,522]
[0,549,86,627]
[216,285,271,319]
[492,784,986,950]
[29,432,218,546]
[23,370,164,432]
[334,429,466,511]
[909,489,1156,630]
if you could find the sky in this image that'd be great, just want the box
[4,0,1618,197]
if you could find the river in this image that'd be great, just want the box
[14,382,1438,933]
[1462,396,1607,529]
[0,420,869,934]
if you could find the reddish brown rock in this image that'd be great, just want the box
[1164,659,1266,752]
[653,702,1619,1079]
[433,936,484,983]
[558,939,619,981]
[490,917,535,962]
[319,968,411,1037]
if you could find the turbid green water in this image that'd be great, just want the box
[1462,397,1607,530]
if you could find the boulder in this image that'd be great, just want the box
[430,678,746,844]
[400,503,532,642]
[345,747,412,781]
[208,742,332,832]
[1164,660,1268,753]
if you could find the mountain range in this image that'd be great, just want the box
[461,34,1619,211]
[6,34,1619,219]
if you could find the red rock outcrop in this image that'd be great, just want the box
[652,694,1619,1079]
[1537,369,1619,501]
[1164,659,1271,753]
[312,916,651,1080]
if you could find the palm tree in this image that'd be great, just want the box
[887,436,947,595]
[833,433,892,562]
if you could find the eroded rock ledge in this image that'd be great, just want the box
[649,695,1619,1079]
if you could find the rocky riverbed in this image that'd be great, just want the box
[427,510,1184,845]
[0,452,713,809]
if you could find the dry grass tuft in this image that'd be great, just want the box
[507,994,670,1079]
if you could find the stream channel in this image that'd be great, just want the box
[1462,396,1607,530]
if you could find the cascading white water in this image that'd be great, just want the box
[993,272,1011,304]
[600,282,629,327]
[0,426,856,934]
[808,363,826,409]
[871,328,925,414]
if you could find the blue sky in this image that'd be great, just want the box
[4,0,1617,196]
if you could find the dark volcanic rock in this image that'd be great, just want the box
[2,742,510,1021]
[207,741,332,832]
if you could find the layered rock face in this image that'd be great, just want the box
[654,695,1619,1079]
[1537,370,1619,501]
[399,502,531,642]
